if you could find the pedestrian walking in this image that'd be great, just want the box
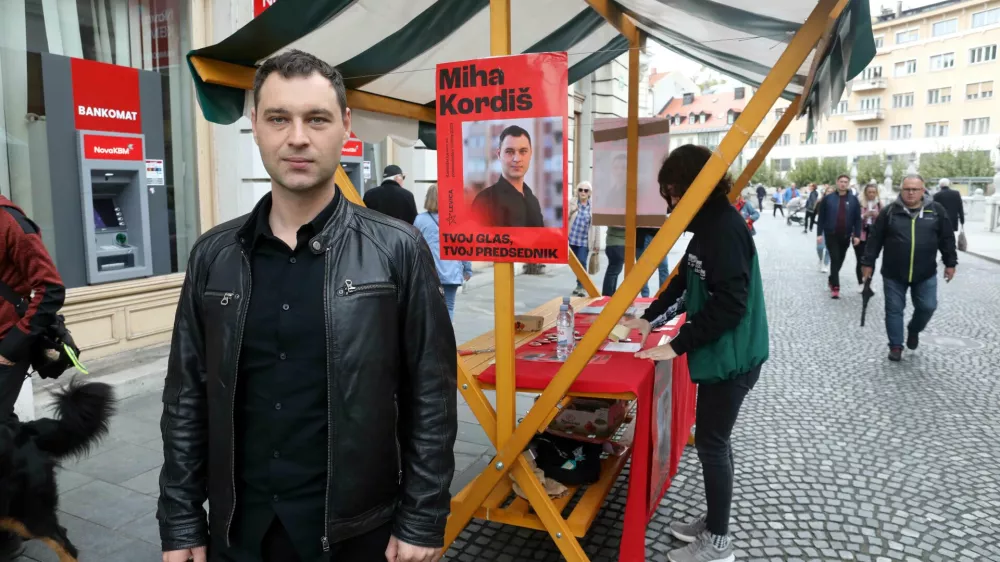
[636,227,671,298]
[602,226,625,297]
[816,174,861,299]
[755,184,766,210]
[862,174,957,362]
[414,185,472,320]
[772,189,784,217]
[568,181,599,296]
[622,144,769,562]
[803,183,819,233]
[363,164,419,224]
[932,178,964,232]
[735,195,760,235]
[158,50,457,562]
[853,182,882,293]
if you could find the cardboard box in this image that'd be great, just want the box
[549,398,628,439]
[514,315,544,332]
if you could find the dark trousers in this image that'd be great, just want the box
[825,234,851,289]
[695,365,761,536]
[0,360,30,423]
[756,196,764,210]
[602,245,625,296]
[773,204,784,217]
[570,244,589,290]
[853,240,868,285]
[213,517,392,562]
[804,211,815,232]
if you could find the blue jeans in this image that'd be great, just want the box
[570,244,589,290]
[883,276,937,349]
[600,238,670,298]
[637,233,670,298]
[442,284,460,321]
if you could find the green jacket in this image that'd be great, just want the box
[642,196,769,383]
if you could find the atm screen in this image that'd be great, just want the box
[93,198,121,229]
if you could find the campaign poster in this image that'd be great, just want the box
[648,356,673,513]
[436,53,569,264]
[592,118,671,227]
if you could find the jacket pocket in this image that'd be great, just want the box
[335,280,396,298]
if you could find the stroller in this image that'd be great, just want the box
[785,195,808,226]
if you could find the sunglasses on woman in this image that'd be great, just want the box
[578,188,590,193]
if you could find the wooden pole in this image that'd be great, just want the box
[443,0,850,543]
[489,0,516,451]
[623,31,641,277]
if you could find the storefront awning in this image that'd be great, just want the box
[188,0,875,145]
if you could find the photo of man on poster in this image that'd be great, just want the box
[471,125,545,228]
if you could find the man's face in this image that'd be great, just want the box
[251,72,351,194]
[900,178,925,207]
[498,134,532,181]
[837,177,849,192]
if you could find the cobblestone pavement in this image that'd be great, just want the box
[443,213,1000,562]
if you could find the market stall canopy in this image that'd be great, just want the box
[188,0,875,146]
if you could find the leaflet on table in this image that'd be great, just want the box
[435,53,569,264]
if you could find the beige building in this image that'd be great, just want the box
[750,0,1000,181]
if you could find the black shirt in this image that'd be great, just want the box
[232,191,338,560]
[471,176,545,227]
[362,180,418,224]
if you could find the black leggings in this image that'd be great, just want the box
[826,234,851,289]
[0,360,29,423]
[695,365,761,536]
[773,204,784,217]
[853,239,868,285]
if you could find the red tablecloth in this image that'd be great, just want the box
[478,298,697,561]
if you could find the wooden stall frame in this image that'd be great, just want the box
[188,2,852,559]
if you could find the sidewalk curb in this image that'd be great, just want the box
[32,354,168,416]
[962,249,1000,266]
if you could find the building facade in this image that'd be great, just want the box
[658,88,750,171]
[749,0,1000,185]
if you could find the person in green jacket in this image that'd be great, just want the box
[621,144,769,562]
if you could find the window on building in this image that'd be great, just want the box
[831,100,849,115]
[874,36,884,49]
[727,110,741,124]
[799,133,817,145]
[775,134,791,146]
[972,7,1000,28]
[891,92,914,108]
[963,117,990,135]
[929,52,955,71]
[925,122,949,137]
[775,108,785,119]
[771,158,792,172]
[890,125,913,140]
[859,96,882,111]
[896,29,919,44]
[969,45,998,64]
[749,136,762,149]
[860,66,883,80]
[932,19,958,37]
[857,127,879,142]
[927,87,952,104]
[894,59,917,76]
[827,130,847,144]
[966,81,994,100]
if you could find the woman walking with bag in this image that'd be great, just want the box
[854,182,882,293]
[414,185,471,320]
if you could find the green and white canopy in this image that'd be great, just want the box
[188,0,875,146]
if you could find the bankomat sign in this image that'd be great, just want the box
[83,134,145,161]
[71,58,143,134]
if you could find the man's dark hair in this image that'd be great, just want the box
[657,144,732,201]
[253,49,348,118]
[837,174,851,181]
[499,125,531,147]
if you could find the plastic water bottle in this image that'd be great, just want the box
[557,304,573,361]
[562,296,575,318]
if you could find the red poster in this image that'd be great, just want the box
[254,0,276,17]
[343,132,363,158]
[71,58,142,134]
[435,53,569,264]
[83,134,145,161]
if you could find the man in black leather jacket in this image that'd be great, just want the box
[157,50,457,562]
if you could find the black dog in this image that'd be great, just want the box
[0,380,116,562]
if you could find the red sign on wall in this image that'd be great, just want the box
[254,0,276,17]
[71,59,142,134]
[343,132,363,158]
[83,134,145,161]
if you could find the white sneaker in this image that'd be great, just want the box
[822,265,829,273]
[817,261,824,272]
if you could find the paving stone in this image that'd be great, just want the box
[65,443,164,485]
[58,480,157,530]
[120,466,161,496]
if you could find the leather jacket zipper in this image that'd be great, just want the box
[322,247,333,553]
[225,250,252,547]
[336,279,395,297]
[204,290,236,306]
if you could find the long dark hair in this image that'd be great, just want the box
[658,144,733,202]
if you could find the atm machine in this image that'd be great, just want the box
[77,131,154,284]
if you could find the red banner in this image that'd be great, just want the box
[254,0,276,17]
[83,134,144,161]
[71,58,142,134]
[435,53,569,264]
[343,132,363,158]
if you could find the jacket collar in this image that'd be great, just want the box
[236,187,353,254]
[494,175,534,197]
[687,194,731,232]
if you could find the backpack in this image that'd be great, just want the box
[0,281,85,379]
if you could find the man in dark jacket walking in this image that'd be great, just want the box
[816,174,861,299]
[363,164,419,224]
[862,175,957,362]
[158,50,456,562]
[0,196,65,422]
[932,178,964,232]
[755,184,766,210]
[803,183,819,233]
